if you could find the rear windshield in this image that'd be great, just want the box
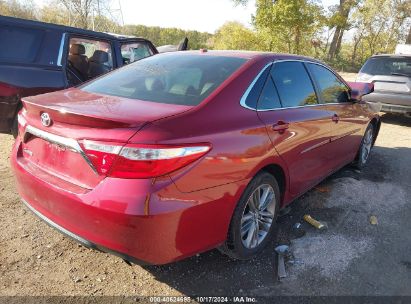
[360,56,411,77]
[81,53,247,106]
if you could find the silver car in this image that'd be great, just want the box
[357,55,411,116]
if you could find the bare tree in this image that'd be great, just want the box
[61,0,95,29]
[59,0,117,29]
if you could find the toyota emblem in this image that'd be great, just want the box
[41,113,52,127]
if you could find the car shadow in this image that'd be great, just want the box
[380,113,411,127]
[142,235,279,296]
[141,144,411,297]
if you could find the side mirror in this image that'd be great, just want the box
[347,82,374,102]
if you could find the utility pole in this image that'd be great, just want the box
[97,0,101,17]
[92,8,95,31]
[118,0,124,26]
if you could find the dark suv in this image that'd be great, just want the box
[0,16,158,136]
[357,54,411,116]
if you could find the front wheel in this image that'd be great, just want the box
[219,172,280,260]
[353,124,374,170]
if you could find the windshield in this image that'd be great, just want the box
[81,53,247,106]
[360,56,411,77]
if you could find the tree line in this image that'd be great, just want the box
[1,0,410,71]
[0,0,212,49]
[230,0,411,71]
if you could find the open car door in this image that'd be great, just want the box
[157,37,189,53]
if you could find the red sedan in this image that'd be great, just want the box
[11,51,380,265]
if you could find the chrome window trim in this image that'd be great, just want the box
[57,33,66,67]
[239,63,273,110]
[23,125,98,174]
[240,58,350,112]
[256,102,341,112]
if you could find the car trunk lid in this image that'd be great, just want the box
[18,88,192,190]
[371,75,411,94]
[22,88,191,128]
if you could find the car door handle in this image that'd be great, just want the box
[272,121,289,132]
[332,114,340,123]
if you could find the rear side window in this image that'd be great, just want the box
[257,76,282,110]
[82,54,247,106]
[0,26,43,63]
[308,63,350,103]
[243,66,270,109]
[271,62,318,108]
[360,57,411,77]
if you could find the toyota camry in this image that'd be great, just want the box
[11,51,380,265]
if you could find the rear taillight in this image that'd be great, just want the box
[81,141,211,179]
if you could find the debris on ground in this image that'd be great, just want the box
[274,245,290,280]
[370,215,378,225]
[291,222,306,238]
[303,214,327,230]
[287,260,304,266]
[315,186,330,193]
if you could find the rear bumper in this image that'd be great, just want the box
[11,139,244,265]
[363,92,411,114]
[380,103,411,114]
[22,198,147,265]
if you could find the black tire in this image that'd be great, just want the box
[219,172,280,260]
[353,123,375,170]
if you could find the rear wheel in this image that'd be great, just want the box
[353,124,374,170]
[219,172,280,260]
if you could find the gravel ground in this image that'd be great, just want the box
[338,72,357,82]
[1,106,410,298]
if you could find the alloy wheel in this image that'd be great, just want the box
[240,184,276,249]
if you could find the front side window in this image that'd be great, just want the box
[271,62,318,108]
[308,63,350,103]
[121,42,153,65]
[81,53,247,106]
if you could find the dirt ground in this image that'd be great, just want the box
[1,83,411,298]
[338,72,357,82]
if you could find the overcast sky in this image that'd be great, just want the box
[36,0,340,33]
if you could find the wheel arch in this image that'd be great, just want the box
[257,163,287,207]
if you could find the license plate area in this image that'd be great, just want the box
[20,126,104,189]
